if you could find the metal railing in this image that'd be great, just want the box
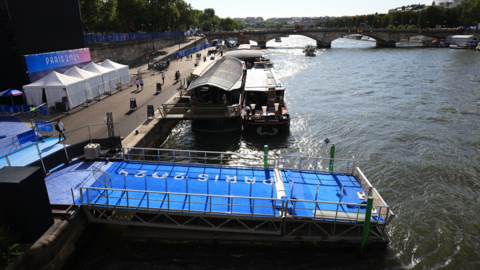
[122,147,277,169]
[286,198,390,225]
[277,155,355,174]
[79,186,391,225]
[0,123,121,172]
[160,103,242,118]
[80,187,285,219]
[92,166,112,188]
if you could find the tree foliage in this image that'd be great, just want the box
[324,3,480,29]
[80,0,197,32]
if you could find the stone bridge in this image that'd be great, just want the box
[205,29,463,48]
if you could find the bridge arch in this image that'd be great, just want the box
[205,29,462,49]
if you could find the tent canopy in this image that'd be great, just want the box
[64,66,104,99]
[99,59,130,85]
[82,62,117,92]
[23,71,87,108]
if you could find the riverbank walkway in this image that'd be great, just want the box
[9,36,219,146]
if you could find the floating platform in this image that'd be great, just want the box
[73,148,394,249]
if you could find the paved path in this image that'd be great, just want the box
[53,37,218,145]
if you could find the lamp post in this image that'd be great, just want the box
[343,19,345,28]
[141,24,149,53]
[149,23,155,52]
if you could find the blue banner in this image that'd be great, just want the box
[174,41,219,60]
[36,122,53,132]
[16,130,36,145]
[24,48,91,82]
[84,31,184,44]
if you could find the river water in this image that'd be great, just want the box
[67,36,480,269]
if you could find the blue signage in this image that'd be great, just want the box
[24,48,91,82]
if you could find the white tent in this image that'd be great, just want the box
[64,66,104,100]
[100,59,131,85]
[23,71,87,109]
[82,62,117,93]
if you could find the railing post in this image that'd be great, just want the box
[144,174,148,190]
[361,196,374,253]
[230,197,233,216]
[126,190,129,210]
[124,173,127,188]
[35,142,47,174]
[290,182,294,198]
[298,157,302,170]
[106,188,109,208]
[88,125,92,143]
[142,149,145,161]
[271,179,275,198]
[147,191,150,212]
[329,144,335,172]
[264,145,268,168]
[5,156,11,167]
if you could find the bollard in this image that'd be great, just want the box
[264,145,268,168]
[361,196,374,253]
[329,144,335,172]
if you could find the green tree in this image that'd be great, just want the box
[202,20,212,31]
[204,8,215,21]
[80,0,118,32]
[457,0,480,27]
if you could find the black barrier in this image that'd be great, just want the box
[26,137,122,174]
[130,98,137,110]
[147,105,154,118]
[156,83,162,92]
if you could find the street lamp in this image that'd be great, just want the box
[141,24,149,53]
[149,23,155,52]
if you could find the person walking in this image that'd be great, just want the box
[161,72,165,84]
[55,119,66,142]
[139,78,144,90]
[135,78,139,90]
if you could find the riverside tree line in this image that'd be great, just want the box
[79,0,245,33]
[322,0,480,29]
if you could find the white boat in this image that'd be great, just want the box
[275,37,281,42]
[449,44,466,49]
[303,45,316,56]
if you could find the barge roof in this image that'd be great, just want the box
[188,57,244,91]
[245,67,284,91]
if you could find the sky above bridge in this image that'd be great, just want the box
[189,0,435,18]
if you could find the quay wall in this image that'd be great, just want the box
[87,36,186,63]
[5,210,97,270]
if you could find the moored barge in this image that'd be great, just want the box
[242,62,290,136]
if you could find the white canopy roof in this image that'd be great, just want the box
[64,66,100,79]
[64,66,104,99]
[23,71,87,108]
[82,62,118,93]
[99,59,130,85]
[100,59,129,70]
[83,62,116,74]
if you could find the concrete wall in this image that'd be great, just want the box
[87,36,186,63]
[6,210,96,270]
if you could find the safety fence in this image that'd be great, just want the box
[174,40,221,59]
[0,104,48,114]
[79,186,392,225]
[81,187,285,219]
[277,155,356,174]
[0,123,122,173]
[84,31,185,44]
[122,147,278,169]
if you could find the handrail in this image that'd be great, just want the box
[79,186,391,224]
[80,186,285,218]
